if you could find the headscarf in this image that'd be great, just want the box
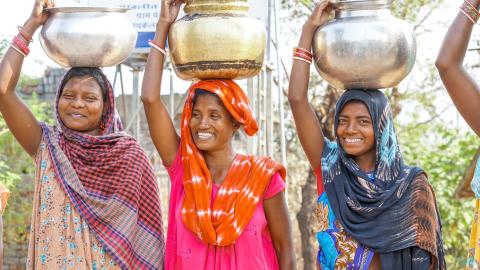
[321,89,445,269]
[40,68,165,269]
[180,80,286,246]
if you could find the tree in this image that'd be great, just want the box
[0,93,53,252]
[398,122,479,268]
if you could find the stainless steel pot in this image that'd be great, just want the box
[168,0,267,80]
[312,0,416,90]
[39,7,137,67]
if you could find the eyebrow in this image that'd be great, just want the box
[338,115,371,119]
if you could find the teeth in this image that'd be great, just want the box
[197,132,214,140]
[345,138,362,143]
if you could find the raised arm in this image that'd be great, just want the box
[0,0,52,157]
[141,0,182,166]
[287,0,332,169]
[435,1,480,135]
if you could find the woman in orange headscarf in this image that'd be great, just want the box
[141,1,295,269]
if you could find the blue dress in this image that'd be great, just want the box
[314,166,374,270]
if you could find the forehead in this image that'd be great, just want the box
[339,101,371,117]
[63,76,101,94]
[192,94,225,110]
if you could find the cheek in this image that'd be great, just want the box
[188,118,198,129]
[57,101,68,114]
[92,102,105,117]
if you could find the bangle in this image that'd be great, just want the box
[460,6,478,24]
[464,0,480,15]
[17,26,33,42]
[293,51,313,62]
[9,43,27,57]
[148,40,167,56]
[294,47,313,58]
[293,56,312,65]
[12,36,30,55]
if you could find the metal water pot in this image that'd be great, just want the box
[39,7,137,67]
[168,0,267,80]
[312,0,416,90]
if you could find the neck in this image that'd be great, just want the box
[354,155,375,173]
[203,146,235,174]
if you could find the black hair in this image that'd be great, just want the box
[191,88,238,126]
[192,88,221,106]
[60,67,109,101]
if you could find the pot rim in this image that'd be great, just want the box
[45,7,129,13]
[331,0,392,9]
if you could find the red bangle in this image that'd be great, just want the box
[12,36,30,55]
[294,47,313,58]
[293,51,313,61]
[17,26,33,42]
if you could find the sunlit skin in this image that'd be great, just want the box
[57,76,105,136]
[336,101,376,173]
[188,94,241,185]
[189,94,239,153]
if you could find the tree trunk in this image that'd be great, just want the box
[296,168,317,270]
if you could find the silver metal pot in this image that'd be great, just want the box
[312,0,416,90]
[39,7,137,67]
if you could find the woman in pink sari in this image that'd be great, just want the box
[141,1,296,269]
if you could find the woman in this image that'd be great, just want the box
[0,1,165,269]
[288,1,445,269]
[436,1,480,268]
[141,1,295,269]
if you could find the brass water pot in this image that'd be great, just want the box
[168,0,267,80]
[312,0,416,90]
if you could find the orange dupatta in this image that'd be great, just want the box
[180,80,286,246]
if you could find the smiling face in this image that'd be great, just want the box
[336,101,376,166]
[57,76,105,135]
[188,92,239,152]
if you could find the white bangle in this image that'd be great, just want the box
[148,41,167,56]
[9,43,26,57]
[293,56,312,65]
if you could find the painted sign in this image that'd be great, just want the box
[90,0,158,52]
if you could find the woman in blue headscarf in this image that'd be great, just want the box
[288,1,445,269]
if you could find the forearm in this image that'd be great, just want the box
[436,1,480,70]
[141,22,170,104]
[0,20,38,96]
[287,23,316,103]
[278,247,296,270]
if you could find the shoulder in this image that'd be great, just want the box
[411,172,436,199]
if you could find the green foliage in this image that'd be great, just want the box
[0,39,8,58]
[398,122,479,269]
[0,94,53,243]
